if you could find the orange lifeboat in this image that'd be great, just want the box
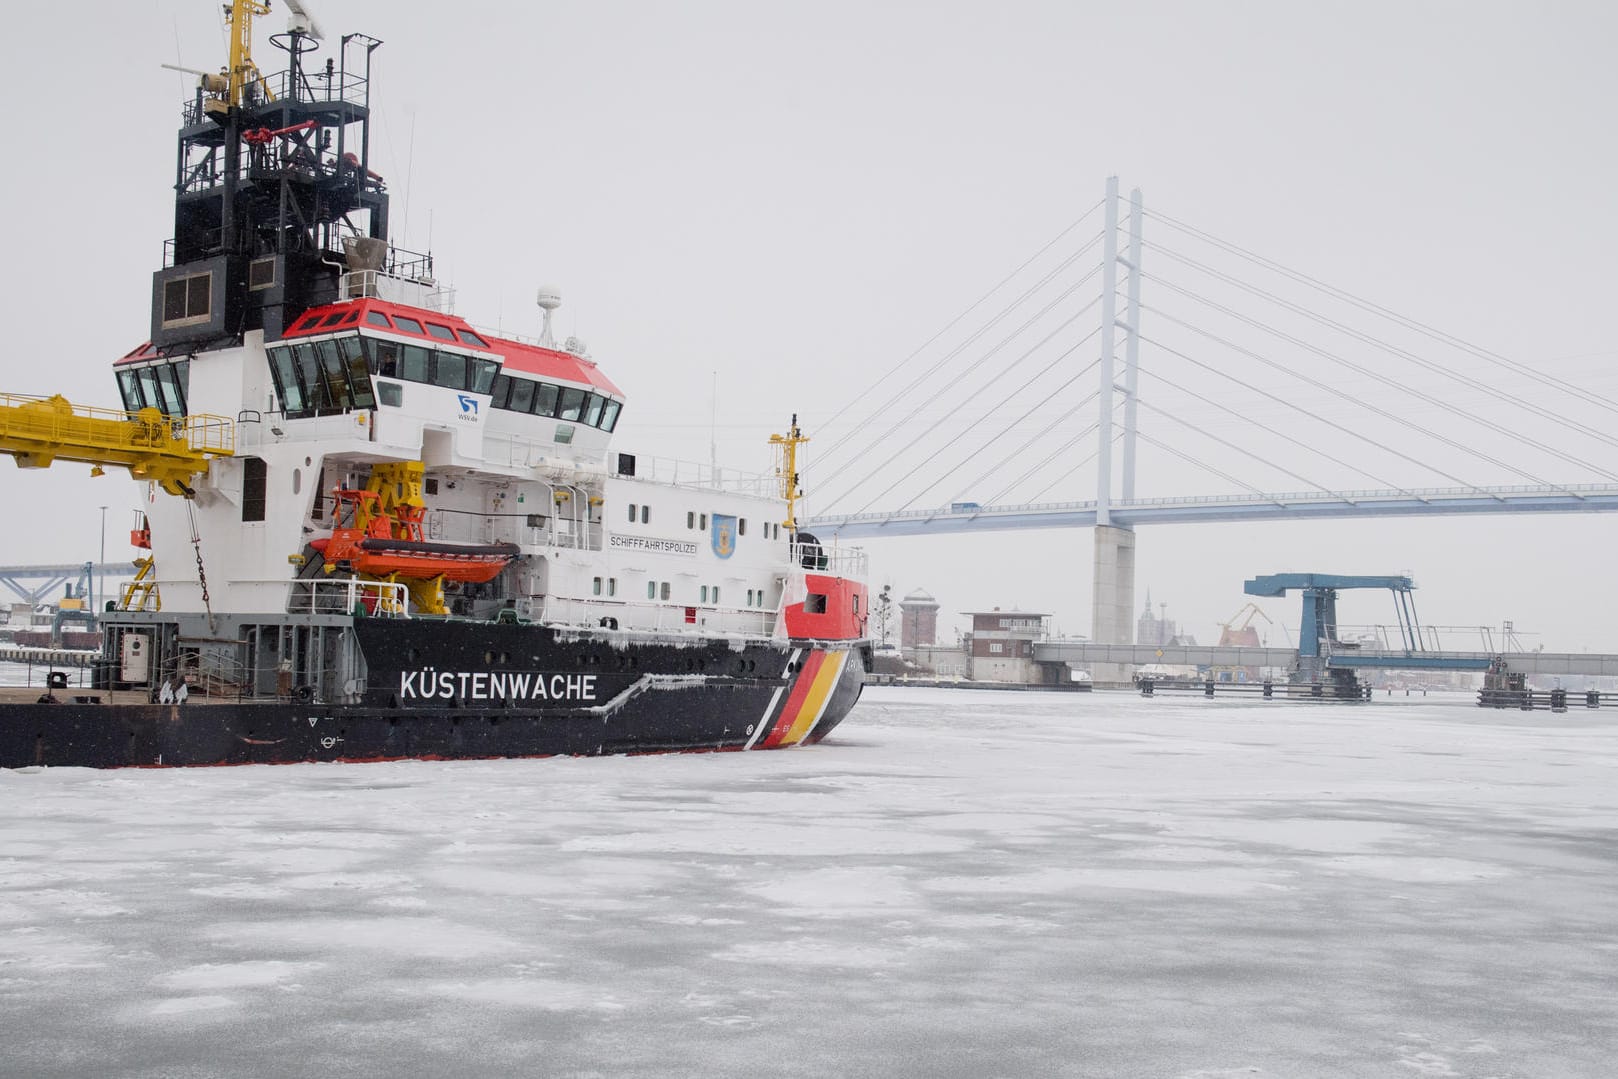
[310,487,518,583]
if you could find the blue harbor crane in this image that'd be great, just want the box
[1243,573,1421,691]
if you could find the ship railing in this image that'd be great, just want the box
[179,70,370,127]
[286,578,411,618]
[612,454,778,497]
[0,394,235,456]
[525,596,779,639]
[339,267,445,305]
[790,541,867,580]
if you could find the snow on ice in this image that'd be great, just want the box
[2,687,1615,1077]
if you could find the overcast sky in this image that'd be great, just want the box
[3,1,1616,649]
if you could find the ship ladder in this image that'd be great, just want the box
[119,556,161,612]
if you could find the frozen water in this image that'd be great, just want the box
[2,686,1615,1077]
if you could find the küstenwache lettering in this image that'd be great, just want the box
[400,669,599,702]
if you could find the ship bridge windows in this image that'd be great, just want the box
[265,334,497,417]
[487,374,621,432]
[425,323,456,342]
[392,315,425,335]
[116,359,190,417]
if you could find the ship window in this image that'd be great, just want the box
[399,345,431,383]
[509,378,535,413]
[268,348,305,414]
[315,339,353,411]
[647,581,656,600]
[852,594,860,613]
[242,457,267,522]
[293,313,320,332]
[582,393,605,427]
[660,582,671,601]
[425,323,456,342]
[557,387,586,422]
[989,642,1003,654]
[173,359,190,410]
[627,504,636,522]
[116,370,141,412]
[593,577,603,596]
[686,511,694,530]
[249,257,277,291]
[554,425,574,445]
[365,311,392,328]
[135,366,162,415]
[747,589,754,606]
[457,329,490,348]
[640,506,650,524]
[608,578,617,597]
[804,593,827,614]
[490,374,512,409]
[532,382,560,417]
[319,312,347,328]
[700,585,708,603]
[432,351,467,390]
[153,364,186,416]
[340,311,359,325]
[161,271,212,328]
[700,514,707,530]
[470,358,498,395]
[377,381,403,407]
[364,337,400,378]
[712,586,720,604]
[293,343,330,412]
[600,399,621,432]
[339,337,374,408]
[392,315,424,335]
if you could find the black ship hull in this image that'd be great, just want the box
[1,622,870,769]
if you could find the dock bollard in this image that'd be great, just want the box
[1262,681,1273,699]
[1139,678,1154,697]
[1204,679,1215,698]
[1550,689,1567,714]
[1310,683,1323,698]
[1587,690,1600,709]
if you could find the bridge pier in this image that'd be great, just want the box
[1090,524,1136,684]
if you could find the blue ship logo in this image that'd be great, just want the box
[457,394,479,415]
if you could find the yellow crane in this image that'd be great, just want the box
[0,393,233,496]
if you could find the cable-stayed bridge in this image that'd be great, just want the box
[797,177,1618,670]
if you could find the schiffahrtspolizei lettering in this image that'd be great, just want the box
[399,669,600,702]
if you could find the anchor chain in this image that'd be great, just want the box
[186,500,216,635]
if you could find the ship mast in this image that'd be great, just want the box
[225,0,273,108]
[769,414,809,533]
[150,2,392,353]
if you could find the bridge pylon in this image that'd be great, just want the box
[1091,177,1144,681]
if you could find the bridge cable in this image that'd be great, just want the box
[816,284,1104,502]
[937,380,1103,511]
[835,319,1105,515]
[1130,396,1339,497]
[990,426,1104,505]
[1141,243,1618,456]
[1131,366,1424,498]
[1139,206,1618,415]
[1141,293,1610,487]
[887,355,1103,516]
[814,232,1106,477]
[1134,332,1510,497]
[814,197,1106,437]
[1133,429,1276,502]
